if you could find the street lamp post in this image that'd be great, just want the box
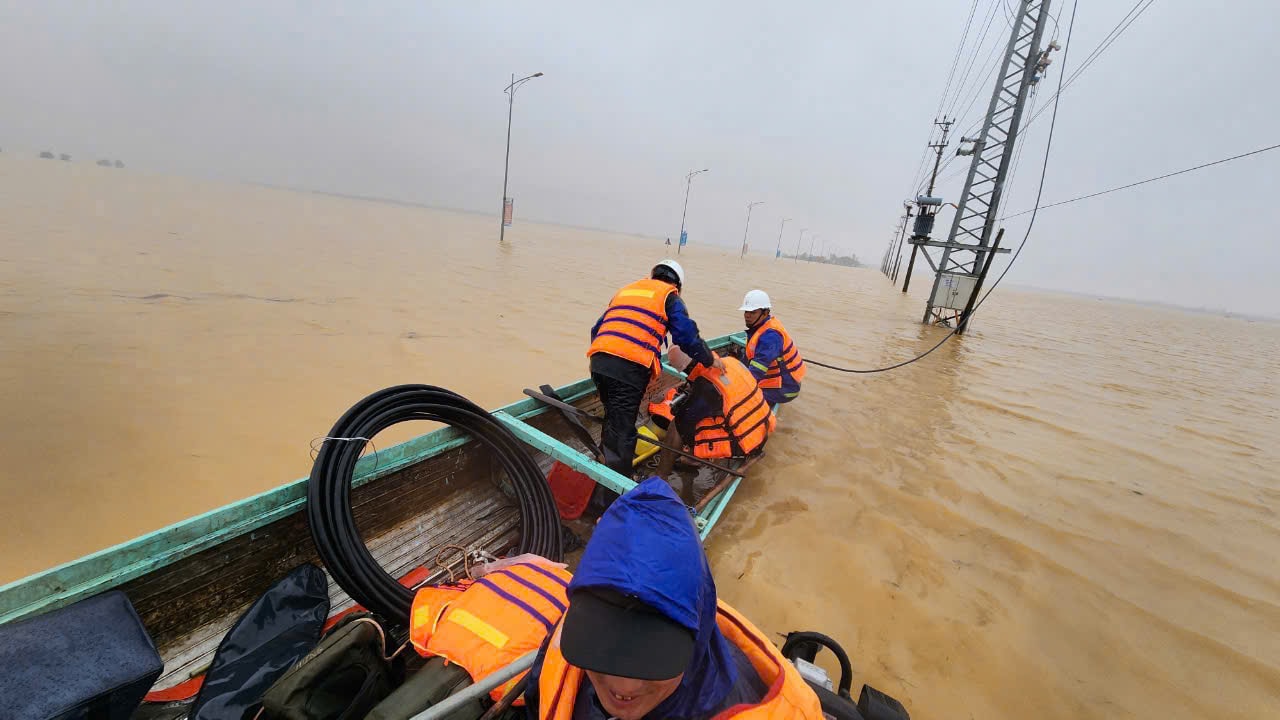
[808,235,819,262]
[794,228,807,262]
[677,168,709,255]
[774,218,791,259]
[499,71,543,243]
[740,201,764,258]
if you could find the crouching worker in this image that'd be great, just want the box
[647,349,774,503]
[390,556,573,718]
[524,477,823,720]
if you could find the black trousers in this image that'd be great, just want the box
[591,371,648,479]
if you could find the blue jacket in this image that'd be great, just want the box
[746,326,801,398]
[525,478,763,719]
[591,292,713,369]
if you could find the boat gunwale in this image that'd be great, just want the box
[0,332,747,624]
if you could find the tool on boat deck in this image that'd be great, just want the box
[474,675,528,720]
[539,384,604,461]
[407,650,537,720]
[523,388,741,476]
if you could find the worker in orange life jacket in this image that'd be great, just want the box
[522,478,824,720]
[740,290,806,408]
[588,260,723,481]
[648,348,774,503]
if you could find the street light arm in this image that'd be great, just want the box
[506,72,544,95]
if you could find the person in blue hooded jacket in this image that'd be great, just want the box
[524,478,823,720]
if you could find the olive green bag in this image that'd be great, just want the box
[257,615,395,720]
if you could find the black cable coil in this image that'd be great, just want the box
[307,384,563,627]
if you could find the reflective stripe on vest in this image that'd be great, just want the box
[535,600,825,720]
[745,317,806,389]
[411,563,572,704]
[687,357,775,459]
[587,279,676,379]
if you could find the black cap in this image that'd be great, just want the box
[561,588,695,681]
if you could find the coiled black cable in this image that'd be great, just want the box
[307,384,563,627]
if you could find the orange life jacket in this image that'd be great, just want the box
[534,600,824,720]
[587,279,676,379]
[745,317,806,390]
[647,387,678,425]
[409,562,572,704]
[686,357,775,459]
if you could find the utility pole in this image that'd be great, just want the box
[774,218,791,259]
[740,201,764,258]
[499,71,543,243]
[794,228,807,263]
[901,117,952,292]
[890,203,913,283]
[918,0,1054,324]
[677,169,709,255]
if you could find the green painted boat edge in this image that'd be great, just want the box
[493,412,638,497]
[699,476,743,541]
[0,334,742,623]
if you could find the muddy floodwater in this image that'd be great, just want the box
[2,156,1277,719]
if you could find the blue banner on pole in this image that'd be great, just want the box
[679,230,688,247]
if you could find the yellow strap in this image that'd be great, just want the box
[617,289,656,299]
[445,608,510,648]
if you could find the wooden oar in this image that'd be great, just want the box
[694,452,765,512]
[539,384,605,462]
[522,388,741,477]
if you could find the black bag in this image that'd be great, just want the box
[0,590,163,720]
[258,614,396,720]
[189,563,330,720]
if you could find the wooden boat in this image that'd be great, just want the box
[0,332,760,704]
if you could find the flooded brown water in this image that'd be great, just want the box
[2,156,1278,719]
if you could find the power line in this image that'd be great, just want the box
[936,0,983,119]
[1024,0,1156,129]
[945,0,1005,119]
[908,0,983,198]
[1001,142,1280,220]
[1000,85,1041,209]
[810,0,1079,375]
[929,0,1154,212]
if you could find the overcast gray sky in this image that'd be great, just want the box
[2,1,1276,313]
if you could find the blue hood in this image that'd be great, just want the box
[568,476,737,717]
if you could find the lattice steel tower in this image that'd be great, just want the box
[921,0,1055,326]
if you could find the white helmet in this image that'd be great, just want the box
[738,289,771,312]
[653,259,685,287]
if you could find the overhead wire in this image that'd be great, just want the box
[1001,142,1280,220]
[810,0,1080,375]
[919,0,1067,224]
[1023,0,1156,130]
[936,0,983,119]
[911,0,998,197]
[906,0,987,199]
[944,0,1005,120]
